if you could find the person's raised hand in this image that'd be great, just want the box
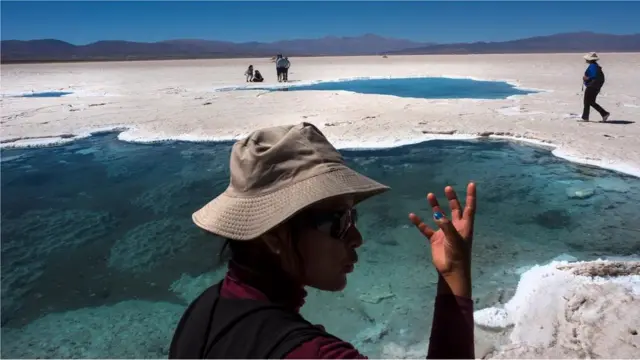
[408,183,476,281]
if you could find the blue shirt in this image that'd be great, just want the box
[584,63,598,86]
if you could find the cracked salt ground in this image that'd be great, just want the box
[1,133,640,358]
[358,284,396,304]
[496,106,545,116]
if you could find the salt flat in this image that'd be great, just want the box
[2,54,640,358]
[2,53,640,176]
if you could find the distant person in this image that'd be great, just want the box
[283,57,291,82]
[276,54,288,82]
[252,70,264,83]
[245,65,254,82]
[169,122,476,359]
[581,52,610,122]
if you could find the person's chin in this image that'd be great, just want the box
[323,276,348,292]
[331,278,348,291]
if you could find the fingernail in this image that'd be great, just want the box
[434,212,444,220]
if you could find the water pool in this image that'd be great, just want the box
[12,91,73,98]
[227,77,535,99]
[1,133,639,357]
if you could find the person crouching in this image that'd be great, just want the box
[252,70,264,83]
[245,65,254,82]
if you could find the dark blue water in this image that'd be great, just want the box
[233,77,534,99]
[16,91,73,98]
[1,133,639,358]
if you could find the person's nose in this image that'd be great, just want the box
[345,226,363,248]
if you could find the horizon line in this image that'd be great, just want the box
[3,30,640,46]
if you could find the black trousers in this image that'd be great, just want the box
[276,67,285,81]
[582,86,608,120]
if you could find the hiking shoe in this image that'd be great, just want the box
[602,113,610,122]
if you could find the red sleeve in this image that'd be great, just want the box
[286,295,474,359]
[286,336,368,359]
[427,295,475,359]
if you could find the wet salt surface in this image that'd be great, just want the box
[1,132,639,358]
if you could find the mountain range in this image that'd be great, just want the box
[386,32,640,55]
[2,32,639,63]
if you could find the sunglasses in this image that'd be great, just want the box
[303,208,359,240]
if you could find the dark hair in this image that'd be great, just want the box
[219,238,231,262]
[219,238,265,263]
[217,216,307,275]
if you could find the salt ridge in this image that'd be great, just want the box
[3,126,639,179]
[474,259,640,358]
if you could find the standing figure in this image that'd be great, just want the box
[276,54,287,82]
[282,57,291,82]
[245,65,254,82]
[581,52,610,122]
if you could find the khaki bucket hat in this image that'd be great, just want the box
[193,122,390,240]
[583,52,599,61]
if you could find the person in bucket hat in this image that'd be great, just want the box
[581,52,610,122]
[170,122,477,359]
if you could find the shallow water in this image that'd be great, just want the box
[1,133,639,357]
[13,91,73,98]
[229,77,534,99]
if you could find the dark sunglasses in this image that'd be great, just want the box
[302,208,358,240]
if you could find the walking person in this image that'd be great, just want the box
[581,52,610,122]
[169,123,476,359]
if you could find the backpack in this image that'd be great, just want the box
[589,64,605,88]
[169,282,337,359]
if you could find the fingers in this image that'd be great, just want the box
[445,186,462,220]
[411,182,475,243]
[427,192,462,245]
[463,182,477,221]
[432,210,464,246]
[427,193,444,213]
[409,213,435,240]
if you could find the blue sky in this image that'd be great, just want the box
[2,1,639,44]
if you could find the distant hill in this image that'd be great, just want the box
[0,34,428,63]
[386,32,640,55]
[2,32,639,63]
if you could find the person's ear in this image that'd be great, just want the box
[262,223,305,282]
[262,233,282,255]
[262,224,292,255]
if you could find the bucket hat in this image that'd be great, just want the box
[192,123,390,240]
[583,52,599,61]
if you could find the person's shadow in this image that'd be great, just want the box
[598,120,635,125]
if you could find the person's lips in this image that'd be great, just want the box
[344,252,358,273]
[344,263,355,273]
